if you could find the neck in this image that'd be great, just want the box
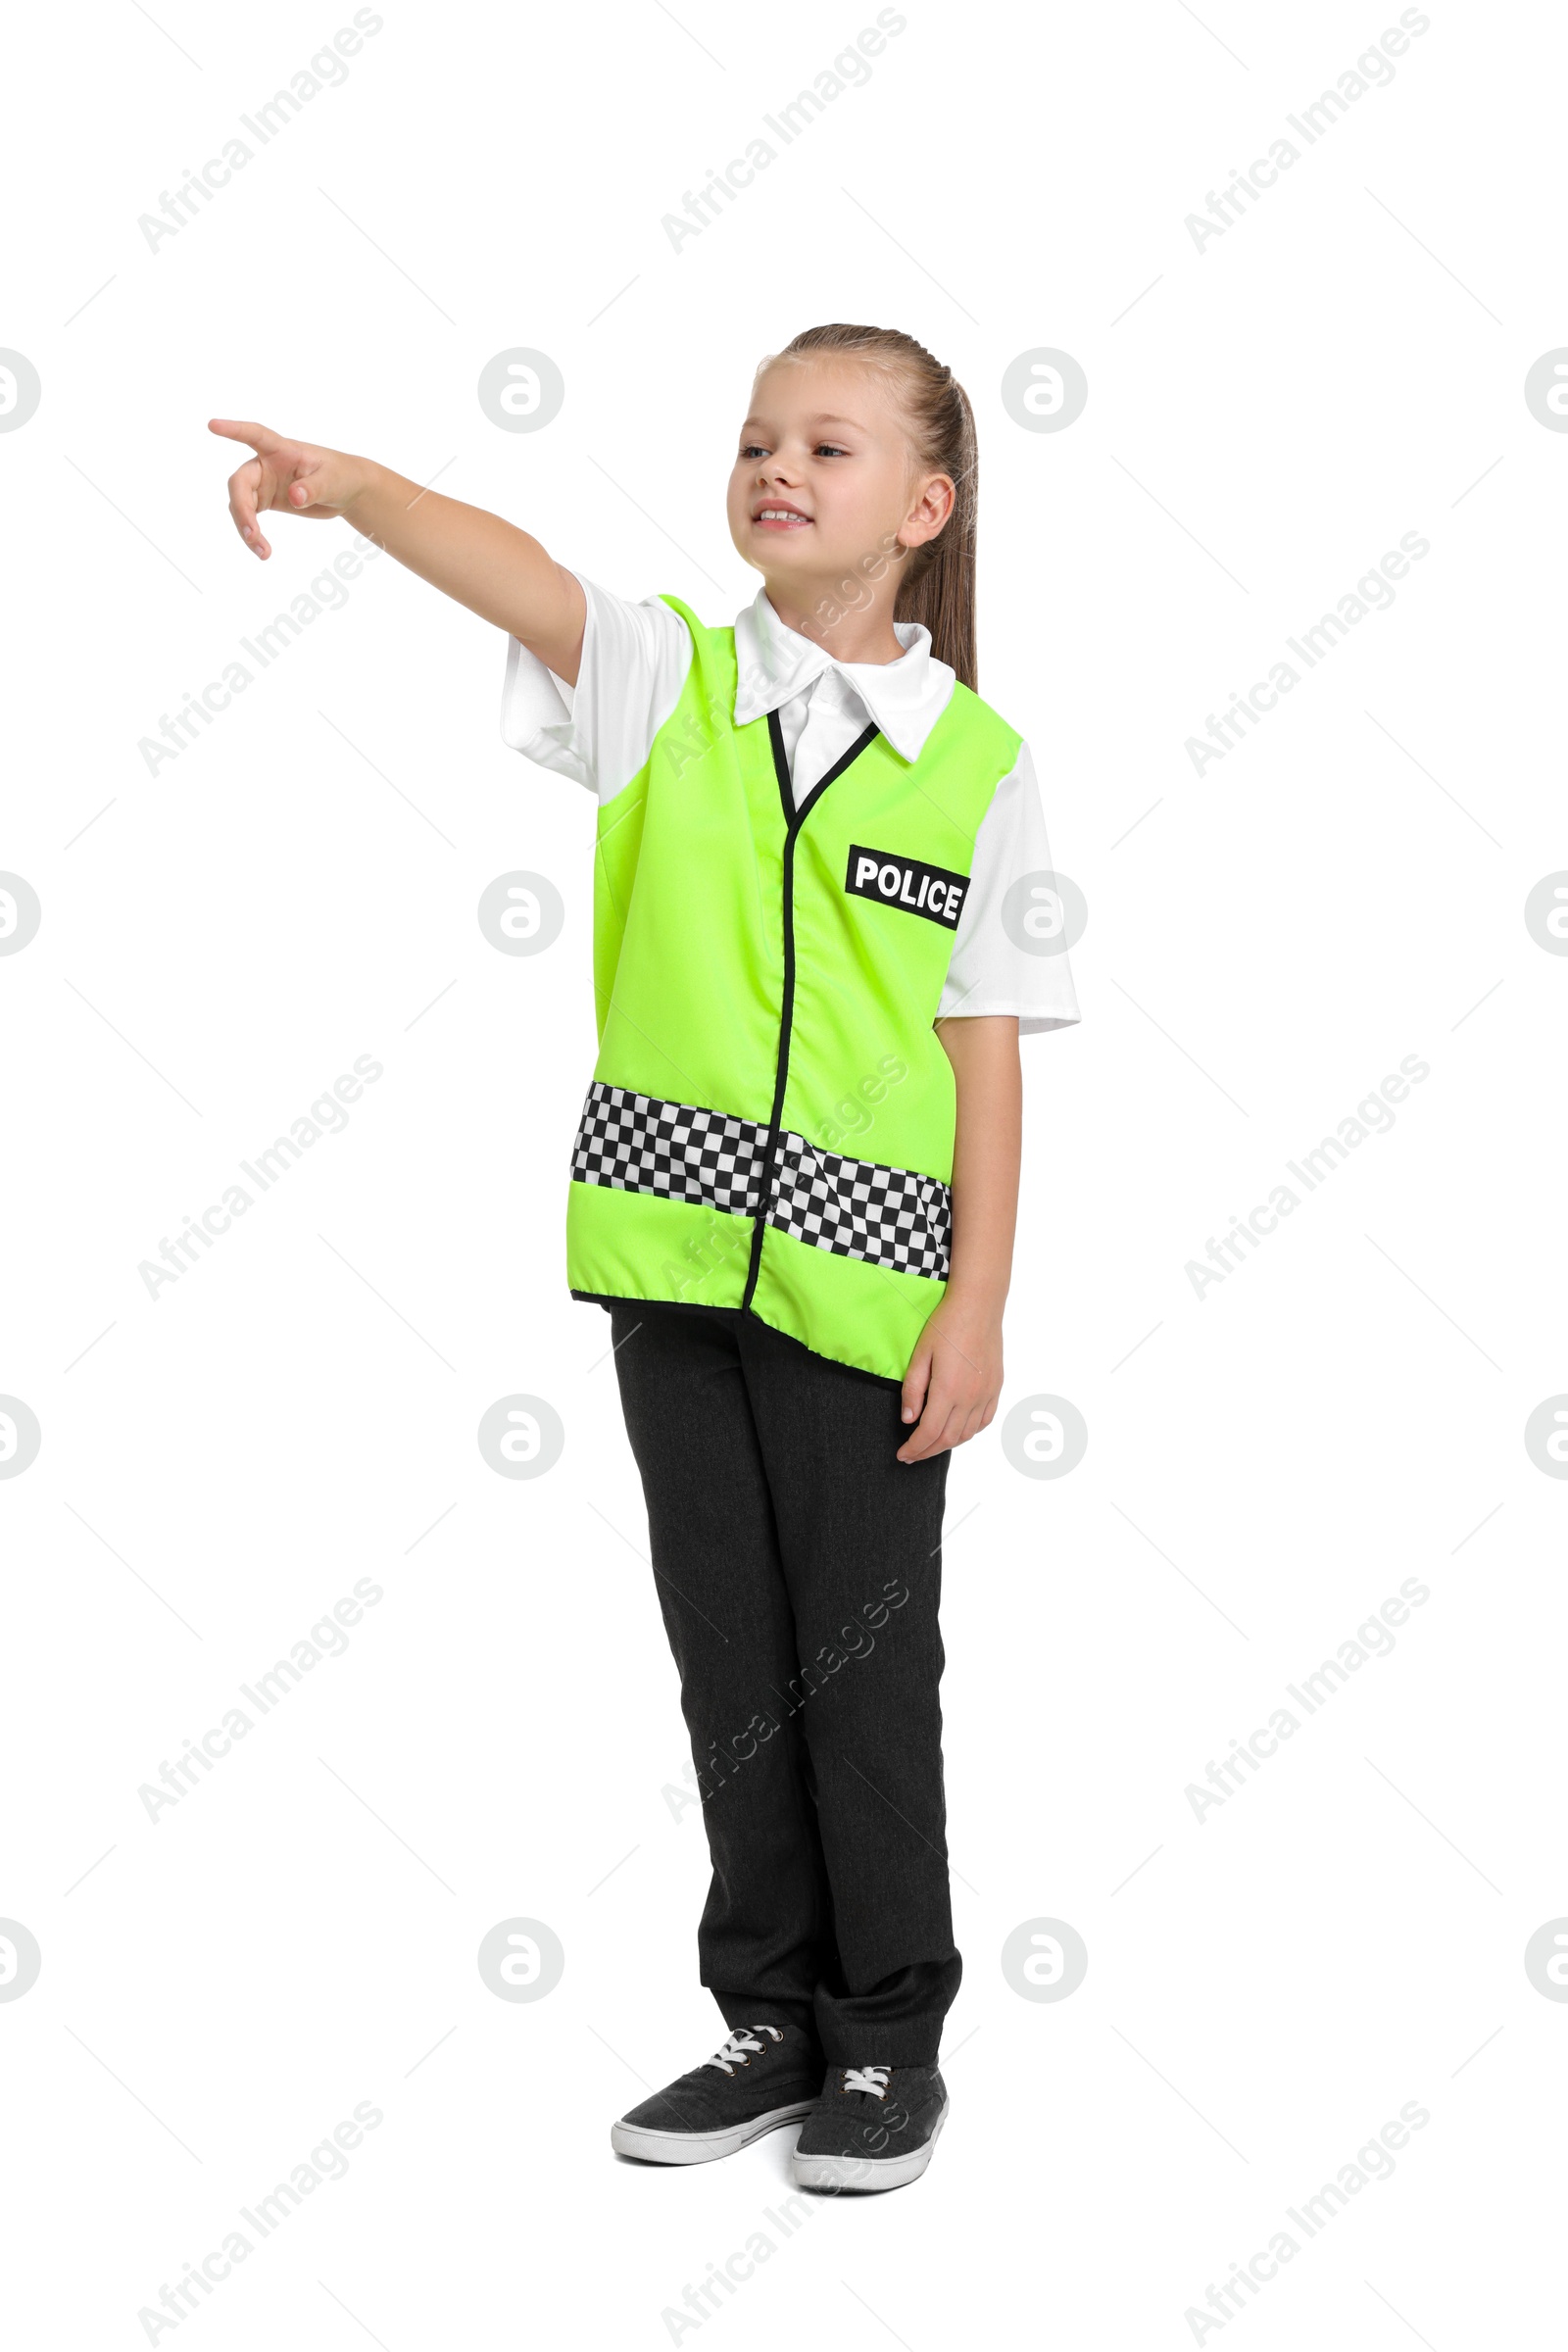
[762,580,907,667]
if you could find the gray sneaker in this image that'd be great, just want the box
[611,2025,822,2165]
[791,2064,950,2191]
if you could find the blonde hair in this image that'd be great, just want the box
[759,322,979,691]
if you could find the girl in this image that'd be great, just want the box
[211,322,1079,2192]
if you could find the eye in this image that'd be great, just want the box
[739,442,769,459]
[815,443,849,459]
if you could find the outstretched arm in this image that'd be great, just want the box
[208,419,586,683]
[897,1014,1022,1463]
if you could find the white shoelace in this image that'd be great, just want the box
[702,2026,783,2075]
[843,2065,891,2098]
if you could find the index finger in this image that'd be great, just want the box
[208,417,283,456]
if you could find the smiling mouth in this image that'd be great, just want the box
[753,508,812,528]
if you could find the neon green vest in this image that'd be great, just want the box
[566,595,1021,1385]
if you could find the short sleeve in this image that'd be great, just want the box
[937,739,1082,1037]
[499,571,694,803]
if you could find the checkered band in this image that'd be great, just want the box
[571,1081,952,1280]
[571,1082,767,1213]
[767,1134,952,1280]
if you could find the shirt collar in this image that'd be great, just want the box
[731,588,955,764]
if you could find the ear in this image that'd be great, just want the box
[898,470,956,554]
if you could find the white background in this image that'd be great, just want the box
[3,0,1564,2343]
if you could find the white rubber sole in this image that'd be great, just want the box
[791,2096,949,2192]
[612,2097,818,2166]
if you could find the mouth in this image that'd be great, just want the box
[751,505,812,531]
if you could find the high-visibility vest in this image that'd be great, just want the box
[566,594,1021,1386]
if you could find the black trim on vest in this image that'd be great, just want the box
[741,710,881,1317]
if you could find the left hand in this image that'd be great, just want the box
[896,1289,1004,1462]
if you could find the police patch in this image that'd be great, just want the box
[844,844,970,931]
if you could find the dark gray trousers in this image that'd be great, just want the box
[609,1298,961,2066]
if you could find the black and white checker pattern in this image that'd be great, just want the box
[571,1081,767,1213]
[571,1081,952,1281]
[768,1134,952,1281]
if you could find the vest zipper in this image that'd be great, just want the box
[739,709,881,1317]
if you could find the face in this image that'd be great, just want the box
[725,357,954,629]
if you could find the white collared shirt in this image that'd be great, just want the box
[501,574,1081,1036]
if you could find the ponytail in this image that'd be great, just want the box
[764,323,979,691]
